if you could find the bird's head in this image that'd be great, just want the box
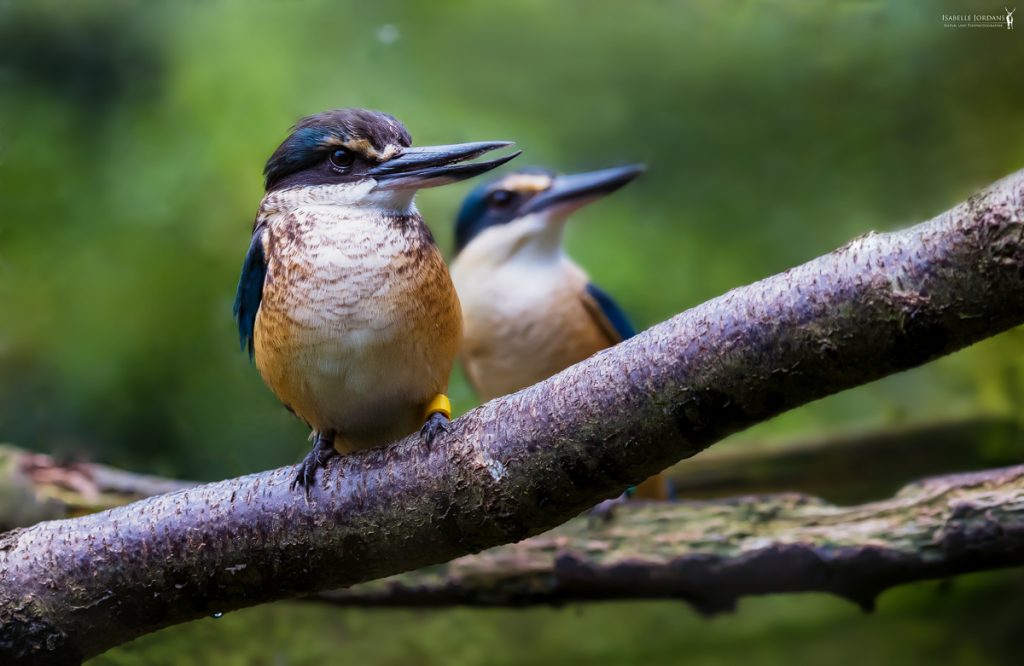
[263,108,519,213]
[453,164,645,263]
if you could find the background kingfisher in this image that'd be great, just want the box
[450,164,671,500]
[234,108,518,492]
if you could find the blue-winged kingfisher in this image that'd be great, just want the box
[450,165,671,500]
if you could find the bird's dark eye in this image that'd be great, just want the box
[329,148,355,170]
[488,190,513,208]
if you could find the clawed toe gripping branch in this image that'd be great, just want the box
[2,170,1024,664]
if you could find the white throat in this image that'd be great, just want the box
[456,212,568,271]
[265,180,418,216]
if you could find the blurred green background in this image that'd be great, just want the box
[1,0,1022,664]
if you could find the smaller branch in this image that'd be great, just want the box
[319,464,1024,613]
[0,445,195,531]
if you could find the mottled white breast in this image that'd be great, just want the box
[253,185,461,451]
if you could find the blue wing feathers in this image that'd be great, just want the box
[233,231,266,359]
[585,283,635,341]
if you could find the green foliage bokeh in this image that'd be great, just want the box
[1,1,1022,664]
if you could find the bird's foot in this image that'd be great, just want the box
[290,431,338,496]
[419,394,452,452]
[587,491,630,524]
[419,412,450,452]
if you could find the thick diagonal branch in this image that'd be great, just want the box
[319,464,1024,612]
[2,170,1023,664]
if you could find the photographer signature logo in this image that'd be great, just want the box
[942,7,1015,28]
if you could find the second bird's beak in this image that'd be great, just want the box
[370,141,520,190]
[520,164,646,218]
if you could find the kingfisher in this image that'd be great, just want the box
[450,164,671,501]
[233,108,518,493]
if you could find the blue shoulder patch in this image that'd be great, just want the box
[233,231,267,359]
[585,283,635,341]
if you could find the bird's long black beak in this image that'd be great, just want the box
[370,141,520,190]
[520,164,645,216]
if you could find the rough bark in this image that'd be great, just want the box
[319,464,1024,612]
[1,170,1023,664]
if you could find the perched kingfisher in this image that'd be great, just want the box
[233,108,518,492]
[450,164,671,501]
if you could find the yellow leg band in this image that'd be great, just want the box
[424,393,452,420]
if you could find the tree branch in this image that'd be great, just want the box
[0,445,196,531]
[2,170,1023,664]
[318,464,1024,612]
